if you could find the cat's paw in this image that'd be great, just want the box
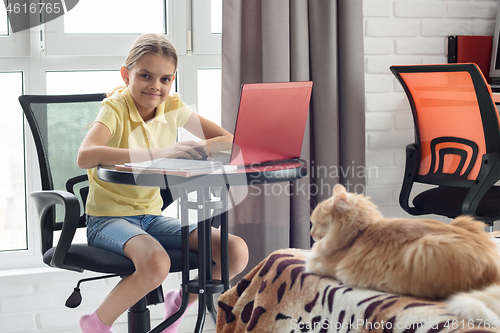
[304,255,320,274]
[304,261,313,273]
[446,294,500,324]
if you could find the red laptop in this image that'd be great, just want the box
[222,81,313,166]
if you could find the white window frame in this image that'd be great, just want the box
[0,28,30,56]
[0,57,43,269]
[0,0,221,270]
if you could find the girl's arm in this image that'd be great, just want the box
[77,121,205,169]
[183,112,233,156]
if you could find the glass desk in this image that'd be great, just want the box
[97,160,308,333]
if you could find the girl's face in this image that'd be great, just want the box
[121,53,176,118]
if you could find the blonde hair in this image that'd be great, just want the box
[108,34,178,97]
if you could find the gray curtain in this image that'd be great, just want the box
[222,0,365,280]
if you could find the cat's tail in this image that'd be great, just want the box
[445,284,500,323]
[449,215,486,234]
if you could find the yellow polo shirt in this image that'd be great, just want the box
[86,87,193,216]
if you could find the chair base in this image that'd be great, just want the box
[128,298,151,333]
[127,286,165,333]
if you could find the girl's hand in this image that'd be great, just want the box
[162,141,208,160]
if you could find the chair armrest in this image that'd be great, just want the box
[30,190,83,272]
[462,152,500,219]
[399,143,425,215]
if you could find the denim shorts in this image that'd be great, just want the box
[86,215,198,256]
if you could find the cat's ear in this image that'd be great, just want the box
[332,192,350,212]
[333,184,346,196]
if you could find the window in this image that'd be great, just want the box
[0,72,26,252]
[64,0,165,35]
[47,70,179,97]
[46,71,123,95]
[211,0,222,34]
[198,68,222,126]
[43,0,186,56]
[192,0,221,54]
[0,2,29,57]
[0,0,222,269]
[0,3,8,36]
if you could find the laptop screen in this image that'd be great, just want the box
[230,81,313,166]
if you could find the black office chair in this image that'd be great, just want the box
[19,94,200,333]
[391,63,500,230]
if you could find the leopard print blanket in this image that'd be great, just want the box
[216,248,500,333]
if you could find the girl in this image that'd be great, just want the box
[77,33,249,333]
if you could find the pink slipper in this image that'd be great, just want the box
[79,310,115,333]
[162,290,195,333]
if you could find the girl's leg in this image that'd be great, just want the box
[96,234,171,325]
[160,228,248,333]
[188,227,249,285]
[166,228,248,305]
[142,216,197,332]
[145,215,248,332]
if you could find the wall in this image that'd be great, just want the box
[1,0,500,332]
[0,268,215,333]
[363,0,499,218]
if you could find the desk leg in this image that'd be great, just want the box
[194,187,207,333]
[221,186,229,291]
[154,186,227,333]
[194,186,227,331]
[180,188,192,325]
[203,187,218,326]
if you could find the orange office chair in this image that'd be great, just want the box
[391,63,500,230]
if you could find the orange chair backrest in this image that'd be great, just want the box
[399,68,497,180]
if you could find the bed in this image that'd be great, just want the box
[216,248,500,333]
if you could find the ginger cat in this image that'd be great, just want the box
[305,184,500,322]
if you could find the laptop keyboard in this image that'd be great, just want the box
[208,157,301,167]
[208,156,231,164]
[248,158,302,167]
